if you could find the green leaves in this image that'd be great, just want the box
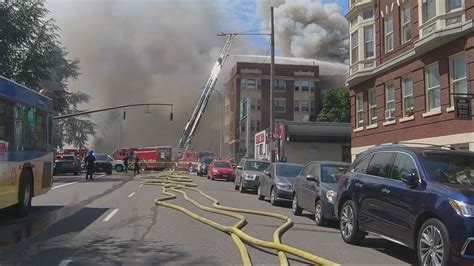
[316,87,350,123]
[0,1,95,148]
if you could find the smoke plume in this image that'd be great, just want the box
[257,0,349,63]
[47,0,261,154]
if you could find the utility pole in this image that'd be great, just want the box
[270,6,275,161]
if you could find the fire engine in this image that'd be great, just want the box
[134,146,173,170]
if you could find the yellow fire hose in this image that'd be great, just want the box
[142,172,339,266]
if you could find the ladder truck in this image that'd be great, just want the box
[177,34,235,152]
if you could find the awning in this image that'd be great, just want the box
[284,121,351,143]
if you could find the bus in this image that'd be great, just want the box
[0,76,55,217]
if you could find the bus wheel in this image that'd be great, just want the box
[15,170,32,217]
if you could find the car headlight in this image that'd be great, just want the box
[449,200,474,217]
[244,173,256,180]
[213,169,219,174]
[276,182,292,190]
[326,190,337,204]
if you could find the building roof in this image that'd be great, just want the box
[283,121,351,143]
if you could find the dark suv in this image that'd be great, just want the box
[335,144,474,265]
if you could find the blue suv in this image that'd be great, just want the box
[335,144,474,265]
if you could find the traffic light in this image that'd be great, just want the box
[123,111,126,120]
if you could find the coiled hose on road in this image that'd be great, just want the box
[142,171,339,266]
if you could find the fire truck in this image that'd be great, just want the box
[113,147,137,160]
[134,146,174,171]
[177,150,214,172]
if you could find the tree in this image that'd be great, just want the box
[0,1,95,148]
[316,87,350,123]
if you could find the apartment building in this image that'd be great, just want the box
[347,0,474,158]
[224,62,344,159]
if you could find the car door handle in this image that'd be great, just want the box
[381,188,391,194]
[355,183,363,188]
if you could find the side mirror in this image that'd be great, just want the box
[264,170,271,177]
[237,165,243,170]
[401,171,418,187]
[305,175,316,182]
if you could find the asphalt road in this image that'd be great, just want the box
[0,172,418,265]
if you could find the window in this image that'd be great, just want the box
[353,154,372,174]
[310,100,315,112]
[350,16,358,28]
[240,79,260,90]
[385,83,395,120]
[295,80,314,91]
[384,15,393,53]
[250,98,255,110]
[351,31,359,64]
[402,77,414,117]
[356,93,364,128]
[362,9,373,20]
[390,153,418,181]
[367,152,394,178]
[450,53,467,105]
[368,88,377,125]
[294,100,300,111]
[256,120,261,131]
[425,63,440,111]
[0,99,16,152]
[275,98,286,112]
[400,4,411,44]
[448,0,462,11]
[257,79,262,89]
[300,100,310,112]
[364,25,374,58]
[250,120,255,132]
[240,79,246,89]
[247,79,256,89]
[422,0,436,23]
[256,99,261,111]
[275,79,286,91]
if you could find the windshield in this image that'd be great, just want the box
[244,161,270,171]
[202,158,215,164]
[276,164,303,178]
[95,154,108,161]
[422,152,474,186]
[321,165,349,183]
[214,161,231,168]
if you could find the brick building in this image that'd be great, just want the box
[224,62,344,159]
[346,0,474,159]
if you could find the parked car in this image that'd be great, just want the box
[258,162,303,206]
[207,160,235,181]
[197,156,216,176]
[107,155,125,172]
[292,161,350,226]
[335,143,474,265]
[234,159,270,193]
[94,153,113,175]
[53,154,80,176]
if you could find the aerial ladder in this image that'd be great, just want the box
[177,34,235,150]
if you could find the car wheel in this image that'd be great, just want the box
[417,218,450,266]
[292,193,303,216]
[270,187,278,206]
[257,184,264,200]
[340,200,365,245]
[15,171,32,217]
[315,200,328,226]
[239,179,246,193]
[115,165,124,172]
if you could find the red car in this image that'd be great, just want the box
[207,160,235,182]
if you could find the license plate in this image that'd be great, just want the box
[222,174,228,177]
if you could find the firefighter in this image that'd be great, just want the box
[134,155,141,175]
[84,150,96,180]
[123,153,129,173]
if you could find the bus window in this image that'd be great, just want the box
[0,99,16,151]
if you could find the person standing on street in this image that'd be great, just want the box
[134,155,141,175]
[84,151,96,180]
[123,153,129,173]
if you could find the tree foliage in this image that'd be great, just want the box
[316,87,350,123]
[0,0,95,148]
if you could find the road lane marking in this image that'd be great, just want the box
[103,208,119,222]
[128,192,135,198]
[52,182,79,190]
[58,258,73,266]
[51,174,107,190]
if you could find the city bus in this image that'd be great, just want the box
[0,76,55,217]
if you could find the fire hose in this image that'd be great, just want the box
[142,172,339,266]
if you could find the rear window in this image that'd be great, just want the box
[202,158,215,164]
[244,161,270,171]
[214,161,231,168]
[276,164,303,177]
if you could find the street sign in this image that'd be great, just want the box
[240,99,247,121]
[454,97,471,120]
